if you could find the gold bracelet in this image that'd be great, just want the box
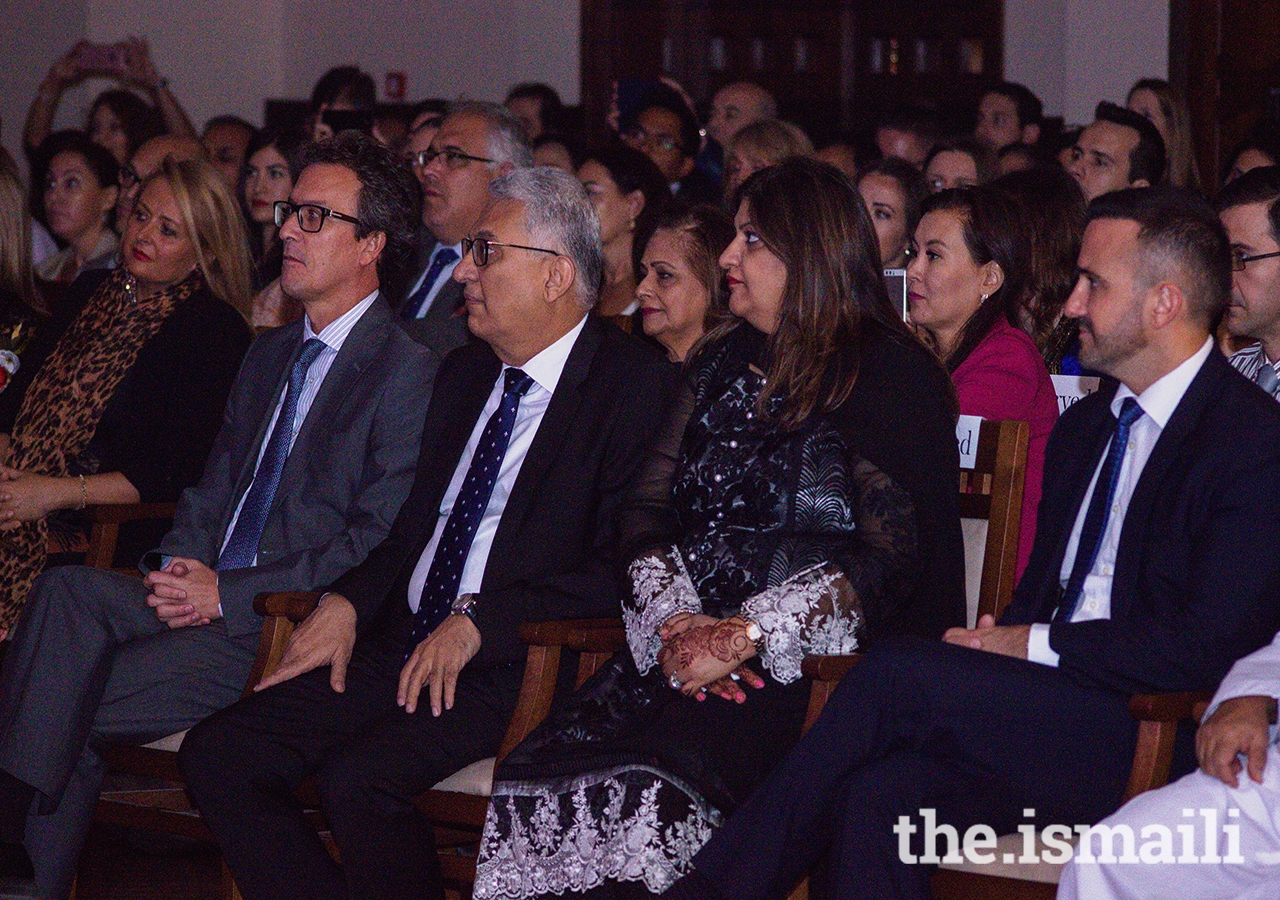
[77,474,87,510]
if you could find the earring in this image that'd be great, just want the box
[980,293,989,302]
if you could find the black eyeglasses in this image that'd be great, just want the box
[462,236,559,267]
[274,200,362,233]
[119,165,141,188]
[414,148,494,170]
[1232,248,1280,272]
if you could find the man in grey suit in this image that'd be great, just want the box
[397,101,532,360]
[0,131,438,899]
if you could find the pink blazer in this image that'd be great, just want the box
[952,319,1058,582]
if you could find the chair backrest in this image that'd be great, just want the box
[957,418,1030,626]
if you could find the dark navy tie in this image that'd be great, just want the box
[405,367,535,655]
[400,246,459,320]
[1057,397,1144,621]
[217,338,327,570]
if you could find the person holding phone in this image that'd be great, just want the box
[23,37,196,167]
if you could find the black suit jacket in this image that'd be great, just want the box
[1001,348,1280,694]
[330,316,670,665]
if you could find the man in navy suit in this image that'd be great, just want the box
[663,188,1280,900]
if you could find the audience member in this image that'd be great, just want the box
[113,132,207,235]
[397,101,533,359]
[0,152,45,385]
[874,104,940,168]
[705,81,777,149]
[1217,166,1280,399]
[907,186,1056,578]
[634,201,734,361]
[179,165,671,900]
[974,81,1043,153]
[624,88,720,204]
[0,133,437,898]
[1059,628,1280,899]
[23,38,195,166]
[577,145,669,323]
[308,65,377,143]
[664,186,1280,900]
[0,156,254,642]
[992,165,1089,373]
[922,136,993,192]
[1223,122,1280,186]
[34,131,119,284]
[1128,77,1202,192]
[723,118,813,197]
[241,126,308,327]
[996,141,1040,176]
[856,156,926,269]
[1067,101,1166,201]
[472,156,963,899]
[202,114,256,188]
[531,132,583,173]
[504,82,565,142]
[815,141,859,179]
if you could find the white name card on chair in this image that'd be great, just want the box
[1051,374,1101,415]
[956,415,982,469]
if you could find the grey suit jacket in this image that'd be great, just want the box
[396,235,472,360]
[156,295,439,637]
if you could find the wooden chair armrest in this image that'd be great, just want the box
[519,618,626,653]
[801,653,864,682]
[1128,690,1215,723]
[253,591,324,623]
[85,502,177,525]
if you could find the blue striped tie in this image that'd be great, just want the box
[405,367,535,655]
[217,338,327,570]
[1057,397,1143,621]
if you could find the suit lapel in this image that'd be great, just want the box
[482,318,602,589]
[1110,351,1225,614]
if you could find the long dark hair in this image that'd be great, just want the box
[920,186,1031,373]
[731,157,912,429]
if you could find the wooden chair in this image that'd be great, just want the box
[959,418,1029,625]
[45,502,177,574]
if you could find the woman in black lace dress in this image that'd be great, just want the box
[474,158,965,899]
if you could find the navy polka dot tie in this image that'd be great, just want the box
[405,367,535,656]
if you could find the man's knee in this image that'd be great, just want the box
[178,712,247,797]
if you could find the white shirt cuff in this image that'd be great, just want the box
[1026,623,1060,667]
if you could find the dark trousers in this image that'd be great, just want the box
[691,636,1139,900]
[0,566,257,899]
[179,614,522,900]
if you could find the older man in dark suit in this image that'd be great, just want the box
[0,132,437,898]
[394,101,533,360]
[180,166,670,900]
[662,187,1280,900]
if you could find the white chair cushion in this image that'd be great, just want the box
[431,756,495,796]
[141,730,188,753]
[961,517,988,629]
[936,830,1076,884]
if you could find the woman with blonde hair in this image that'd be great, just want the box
[1127,78,1202,192]
[0,155,253,637]
[723,119,813,196]
[0,150,46,392]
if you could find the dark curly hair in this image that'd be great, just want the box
[296,130,422,282]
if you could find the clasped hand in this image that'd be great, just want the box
[943,614,1031,659]
[658,613,764,703]
[143,557,221,628]
[0,465,66,529]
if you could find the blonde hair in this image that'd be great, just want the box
[1128,79,1202,193]
[145,156,252,318]
[729,119,814,167]
[0,149,36,309]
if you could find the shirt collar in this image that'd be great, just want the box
[508,314,588,396]
[303,290,378,352]
[1112,336,1213,429]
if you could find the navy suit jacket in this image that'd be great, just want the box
[1001,348,1280,694]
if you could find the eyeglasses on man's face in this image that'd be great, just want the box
[274,200,362,233]
[414,147,494,170]
[1231,248,1280,272]
[461,236,560,267]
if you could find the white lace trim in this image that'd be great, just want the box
[623,548,701,673]
[740,564,861,684]
[473,766,721,899]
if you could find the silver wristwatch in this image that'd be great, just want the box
[451,593,479,623]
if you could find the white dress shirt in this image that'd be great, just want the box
[218,292,378,561]
[406,242,463,318]
[1027,337,1213,666]
[406,315,589,613]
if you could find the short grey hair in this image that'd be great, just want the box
[446,100,534,169]
[490,166,603,309]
